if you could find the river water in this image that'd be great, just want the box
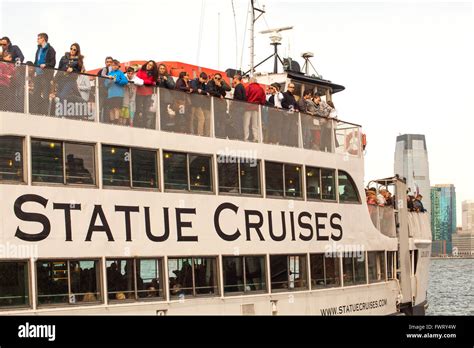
[426,258,474,315]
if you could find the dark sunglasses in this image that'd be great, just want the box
[70,47,77,51]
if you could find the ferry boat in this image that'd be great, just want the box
[0,24,432,317]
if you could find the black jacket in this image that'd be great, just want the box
[157,74,175,89]
[282,91,298,111]
[233,83,246,101]
[207,79,230,98]
[58,53,82,73]
[190,78,208,95]
[5,43,24,63]
[34,44,56,68]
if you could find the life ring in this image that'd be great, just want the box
[345,131,360,155]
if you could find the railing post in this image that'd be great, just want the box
[258,105,263,143]
[331,119,337,153]
[210,97,215,138]
[155,87,160,131]
[24,64,29,115]
[94,77,100,123]
[297,112,303,148]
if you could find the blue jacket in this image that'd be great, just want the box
[105,69,128,98]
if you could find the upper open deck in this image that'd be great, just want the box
[0,62,363,159]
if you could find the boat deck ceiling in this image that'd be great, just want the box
[286,72,345,94]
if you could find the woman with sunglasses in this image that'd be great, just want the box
[58,43,84,73]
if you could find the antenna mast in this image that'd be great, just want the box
[249,0,265,77]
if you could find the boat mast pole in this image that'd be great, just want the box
[249,0,255,77]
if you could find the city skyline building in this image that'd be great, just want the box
[430,184,457,255]
[394,134,431,214]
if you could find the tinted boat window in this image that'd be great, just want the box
[65,143,95,185]
[132,149,158,188]
[32,139,63,183]
[163,151,187,190]
[240,160,260,195]
[0,136,23,182]
[102,145,130,187]
[0,261,29,307]
[321,168,336,200]
[189,155,212,192]
[338,170,360,203]
[265,162,284,197]
[306,166,321,200]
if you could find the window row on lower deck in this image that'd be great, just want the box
[0,251,396,310]
[0,136,360,203]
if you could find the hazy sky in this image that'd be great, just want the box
[1,0,472,224]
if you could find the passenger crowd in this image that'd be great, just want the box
[0,33,338,144]
[365,186,426,213]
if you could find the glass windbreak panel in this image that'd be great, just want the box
[318,118,334,152]
[189,155,212,192]
[306,167,321,200]
[223,256,245,294]
[270,255,288,291]
[354,256,367,285]
[131,149,157,188]
[265,162,284,197]
[36,261,69,304]
[325,256,341,287]
[31,139,63,183]
[215,98,248,141]
[285,165,302,198]
[338,170,360,203]
[301,113,320,150]
[168,258,194,297]
[321,168,336,201]
[342,257,355,286]
[161,88,211,136]
[136,259,163,299]
[65,143,95,185]
[0,62,25,113]
[52,70,95,121]
[106,259,135,300]
[102,145,130,187]
[368,251,386,283]
[245,256,266,292]
[262,107,299,147]
[194,257,218,295]
[69,260,101,303]
[240,160,260,195]
[0,136,23,182]
[288,255,307,290]
[335,122,361,156]
[163,151,188,190]
[133,87,157,130]
[218,162,239,194]
[0,261,29,307]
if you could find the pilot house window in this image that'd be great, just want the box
[338,170,360,203]
[0,136,24,183]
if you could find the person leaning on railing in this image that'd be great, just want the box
[244,77,266,142]
[0,36,24,63]
[33,33,56,116]
[0,51,15,112]
[135,60,158,129]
